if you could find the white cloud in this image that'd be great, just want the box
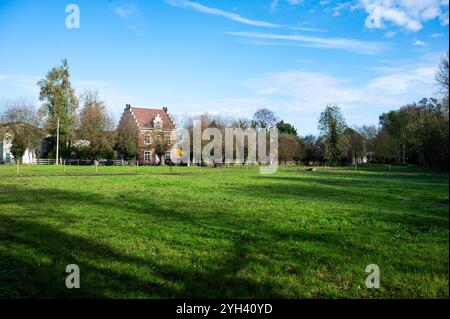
[385,31,397,38]
[227,31,387,55]
[110,2,144,35]
[112,5,138,19]
[270,0,279,12]
[430,32,444,38]
[367,66,436,96]
[413,40,427,47]
[289,26,328,32]
[0,75,40,96]
[246,57,439,112]
[360,0,449,32]
[157,55,442,134]
[165,0,282,27]
[332,1,361,17]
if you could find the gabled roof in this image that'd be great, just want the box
[128,106,176,130]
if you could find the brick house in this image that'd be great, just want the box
[119,104,178,164]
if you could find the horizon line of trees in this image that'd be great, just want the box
[0,52,448,169]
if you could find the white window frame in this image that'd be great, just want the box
[144,136,152,145]
[144,151,152,161]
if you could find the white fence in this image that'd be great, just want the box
[31,159,61,165]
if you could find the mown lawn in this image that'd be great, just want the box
[0,164,448,298]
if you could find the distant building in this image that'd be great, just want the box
[0,135,37,164]
[118,105,178,164]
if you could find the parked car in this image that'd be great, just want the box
[98,159,114,166]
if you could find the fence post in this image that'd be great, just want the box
[64,160,66,175]
[136,160,138,175]
[16,160,19,176]
[95,161,98,175]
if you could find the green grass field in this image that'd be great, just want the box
[0,164,448,298]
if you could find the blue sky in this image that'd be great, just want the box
[0,0,448,135]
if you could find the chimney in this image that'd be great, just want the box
[126,104,131,109]
[163,107,168,113]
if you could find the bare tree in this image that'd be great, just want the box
[0,100,43,161]
[436,51,449,94]
[436,51,449,116]
[253,108,278,129]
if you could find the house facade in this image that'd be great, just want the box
[119,104,178,164]
[0,136,37,164]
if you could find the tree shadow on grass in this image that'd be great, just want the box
[0,213,293,298]
[1,184,322,298]
[237,175,449,229]
[1,181,448,298]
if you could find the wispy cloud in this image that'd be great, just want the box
[112,5,138,19]
[227,31,387,55]
[269,0,305,12]
[413,40,427,47]
[269,0,279,13]
[166,0,327,33]
[109,1,144,35]
[166,0,283,28]
[0,74,40,95]
[384,31,397,38]
[430,32,444,38]
[240,56,440,132]
[332,1,361,17]
[289,26,328,32]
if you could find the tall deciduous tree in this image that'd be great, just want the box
[115,112,139,160]
[77,90,114,159]
[37,59,78,150]
[278,133,302,164]
[318,105,347,165]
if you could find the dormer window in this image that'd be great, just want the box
[154,114,163,131]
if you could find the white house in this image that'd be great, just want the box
[0,136,37,164]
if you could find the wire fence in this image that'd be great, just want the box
[0,158,420,178]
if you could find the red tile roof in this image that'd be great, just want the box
[130,106,176,130]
